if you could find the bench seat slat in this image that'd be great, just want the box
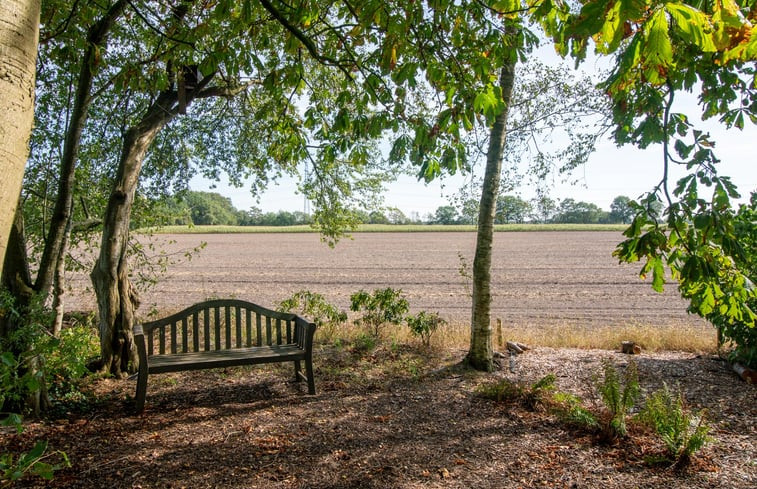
[146,344,306,374]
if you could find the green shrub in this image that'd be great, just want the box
[278,290,347,340]
[637,383,711,466]
[406,311,446,346]
[349,288,409,337]
[0,437,70,486]
[595,360,640,440]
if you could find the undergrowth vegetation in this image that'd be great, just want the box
[279,288,716,354]
[1,285,721,486]
[0,294,96,486]
[477,359,712,469]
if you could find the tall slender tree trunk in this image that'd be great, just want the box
[91,91,181,376]
[51,216,72,337]
[34,0,127,302]
[0,0,40,281]
[467,60,517,371]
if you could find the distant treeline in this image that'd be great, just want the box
[155,191,648,227]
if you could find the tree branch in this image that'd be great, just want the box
[258,0,354,80]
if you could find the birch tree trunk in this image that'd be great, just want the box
[467,60,516,371]
[0,0,40,280]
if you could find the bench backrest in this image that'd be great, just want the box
[139,299,313,356]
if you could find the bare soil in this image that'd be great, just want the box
[68,232,708,330]
[4,345,755,488]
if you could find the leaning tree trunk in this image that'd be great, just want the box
[467,60,516,371]
[0,0,40,280]
[91,91,183,376]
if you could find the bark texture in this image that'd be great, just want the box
[467,60,516,371]
[0,0,40,280]
[89,72,225,374]
[91,93,177,376]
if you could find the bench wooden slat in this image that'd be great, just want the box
[245,309,252,347]
[203,308,211,351]
[170,321,177,354]
[265,316,271,346]
[192,311,199,352]
[214,307,221,350]
[224,305,231,349]
[145,344,305,374]
[235,306,242,348]
[256,313,262,346]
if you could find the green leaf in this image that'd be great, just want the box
[569,1,610,40]
[643,8,674,84]
[665,3,716,52]
[652,256,665,292]
[491,0,522,12]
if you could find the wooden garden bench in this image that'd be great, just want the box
[133,299,316,412]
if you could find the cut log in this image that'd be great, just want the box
[732,363,757,384]
[506,341,529,354]
[621,341,642,355]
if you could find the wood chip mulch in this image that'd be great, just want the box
[3,345,755,488]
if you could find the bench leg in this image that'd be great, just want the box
[135,367,148,413]
[293,360,302,382]
[304,356,316,395]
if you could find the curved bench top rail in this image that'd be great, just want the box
[140,299,300,333]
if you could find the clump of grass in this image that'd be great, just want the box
[476,374,556,411]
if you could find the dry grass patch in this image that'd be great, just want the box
[316,320,718,355]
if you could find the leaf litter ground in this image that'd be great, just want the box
[3,345,755,488]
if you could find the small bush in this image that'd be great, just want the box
[406,311,446,346]
[476,374,556,411]
[595,360,640,440]
[0,437,70,486]
[637,383,711,466]
[349,288,409,337]
[46,324,100,400]
[552,392,600,430]
[278,290,347,340]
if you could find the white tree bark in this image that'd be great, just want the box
[0,0,40,279]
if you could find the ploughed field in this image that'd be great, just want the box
[69,231,706,330]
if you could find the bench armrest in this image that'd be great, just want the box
[134,324,148,368]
